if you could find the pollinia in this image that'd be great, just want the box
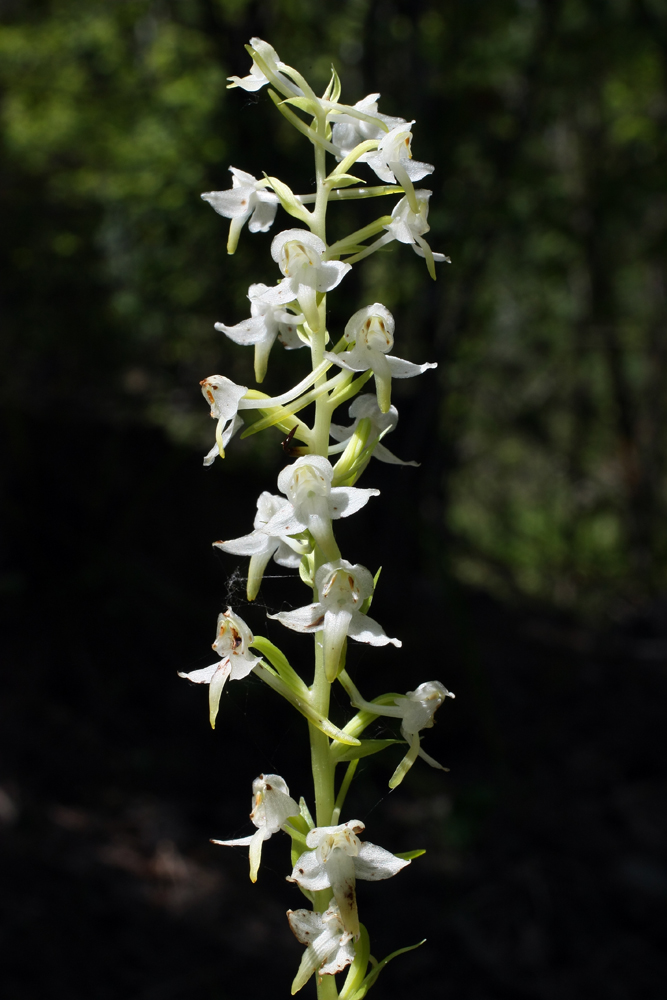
[179,39,454,999]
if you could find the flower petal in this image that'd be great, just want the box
[386,355,437,379]
[348,611,401,648]
[353,842,411,881]
[268,603,324,634]
[326,848,359,936]
[214,531,274,557]
[289,848,330,891]
[328,487,380,519]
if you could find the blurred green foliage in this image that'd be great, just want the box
[2,0,667,614]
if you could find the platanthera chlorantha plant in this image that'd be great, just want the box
[178,38,455,999]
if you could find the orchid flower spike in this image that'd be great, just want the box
[215,282,305,383]
[178,608,260,728]
[201,168,279,254]
[259,455,379,561]
[271,229,351,333]
[330,93,406,160]
[200,375,248,464]
[288,900,355,994]
[324,303,437,413]
[288,820,409,937]
[269,560,401,682]
[330,393,419,467]
[214,491,310,601]
[227,38,302,98]
[211,774,299,883]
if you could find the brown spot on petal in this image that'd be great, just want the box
[306,615,325,629]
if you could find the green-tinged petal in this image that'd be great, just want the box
[209,661,231,729]
[248,827,266,883]
[388,733,421,789]
[226,216,244,255]
[247,548,273,602]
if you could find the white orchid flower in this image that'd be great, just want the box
[364,122,434,188]
[388,680,455,787]
[201,167,280,254]
[259,456,379,562]
[324,303,437,413]
[200,375,248,465]
[215,282,305,383]
[211,773,299,882]
[178,608,261,728]
[384,190,450,279]
[227,38,302,98]
[288,900,355,994]
[330,93,406,160]
[269,560,401,682]
[330,393,419,467]
[271,229,351,333]
[288,819,409,936]
[214,491,310,601]
[344,677,455,787]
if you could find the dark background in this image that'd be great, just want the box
[1,1,667,997]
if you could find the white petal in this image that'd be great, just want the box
[403,158,434,182]
[177,663,219,684]
[326,848,359,936]
[248,826,268,882]
[320,936,355,976]
[322,608,353,681]
[271,228,326,261]
[268,603,324,634]
[373,441,419,467]
[260,503,308,538]
[214,531,275,557]
[328,487,380,519]
[273,544,303,569]
[288,907,324,945]
[200,191,252,221]
[289,849,330,891]
[215,316,271,346]
[228,651,261,682]
[209,660,232,727]
[348,611,401,647]
[248,197,279,233]
[210,835,254,847]
[314,259,352,293]
[353,842,410,880]
[305,820,365,848]
[323,350,367,373]
[386,356,438,378]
